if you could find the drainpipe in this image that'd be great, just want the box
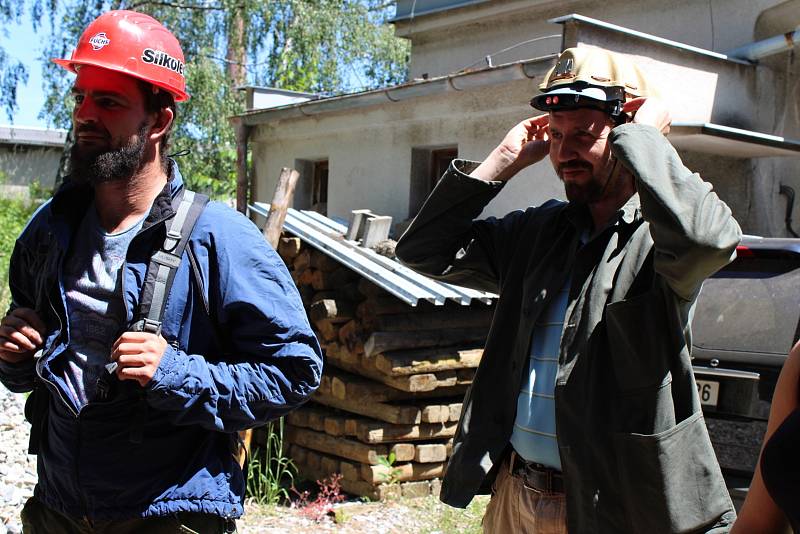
[726,26,800,61]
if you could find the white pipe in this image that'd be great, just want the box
[726,27,800,61]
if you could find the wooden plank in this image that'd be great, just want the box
[338,320,365,356]
[354,420,458,444]
[357,278,385,298]
[339,459,362,483]
[356,296,412,318]
[306,410,326,432]
[449,403,462,422]
[420,405,445,424]
[314,320,339,342]
[323,415,347,437]
[312,268,358,291]
[317,374,333,396]
[361,309,493,333]
[309,299,355,324]
[326,367,470,403]
[278,237,301,260]
[309,249,341,272]
[414,444,448,463]
[293,249,311,271]
[390,443,415,463]
[326,351,464,393]
[364,330,485,358]
[286,425,388,465]
[374,347,484,375]
[361,462,445,484]
[313,390,422,424]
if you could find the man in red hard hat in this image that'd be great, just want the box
[0,10,322,533]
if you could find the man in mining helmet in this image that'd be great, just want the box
[395,45,739,533]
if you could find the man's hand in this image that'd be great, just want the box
[0,308,45,364]
[471,115,551,182]
[111,331,168,387]
[624,97,671,134]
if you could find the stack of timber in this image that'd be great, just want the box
[266,234,494,499]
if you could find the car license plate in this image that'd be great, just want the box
[696,379,720,407]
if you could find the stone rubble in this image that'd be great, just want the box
[0,387,36,534]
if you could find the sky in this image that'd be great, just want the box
[1,15,52,129]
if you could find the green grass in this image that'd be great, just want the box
[245,418,297,505]
[0,196,40,313]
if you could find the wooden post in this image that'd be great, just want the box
[262,167,300,248]
[239,166,301,467]
[233,118,250,214]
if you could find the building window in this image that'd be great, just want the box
[409,146,457,217]
[312,160,328,215]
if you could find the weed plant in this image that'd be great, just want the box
[245,418,296,505]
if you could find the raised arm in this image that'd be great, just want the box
[396,115,551,292]
[610,99,741,300]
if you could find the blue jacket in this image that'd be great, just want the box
[0,164,322,520]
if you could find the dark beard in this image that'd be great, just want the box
[70,123,149,186]
[558,160,608,205]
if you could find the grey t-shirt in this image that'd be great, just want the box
[60,204,146,408]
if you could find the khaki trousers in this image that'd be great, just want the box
[482,458,568,534]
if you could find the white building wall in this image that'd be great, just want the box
[400,0,780,80]
[251,80,567,225]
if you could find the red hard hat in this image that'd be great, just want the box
[53,10,189,102]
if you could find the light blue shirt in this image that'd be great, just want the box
[509,281,570,470]
[59,204,145,408]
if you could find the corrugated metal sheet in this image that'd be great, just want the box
[249,202,497,307]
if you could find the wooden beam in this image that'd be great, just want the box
[374,347,484,376]
[364,330,486,358]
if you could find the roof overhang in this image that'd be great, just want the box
[669,123,800,158]
[391,0,490,23]
[234,54,557,126]
[0,126,68,148]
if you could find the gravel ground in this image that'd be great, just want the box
[0,388,37,534]
[0,386,487,533]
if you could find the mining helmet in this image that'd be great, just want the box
[52,10,189,102]
[531,47,653,120]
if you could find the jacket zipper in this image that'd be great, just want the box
[37,279,78,418]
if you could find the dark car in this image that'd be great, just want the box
[691,235,800,507]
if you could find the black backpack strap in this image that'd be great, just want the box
[132,189,209,334]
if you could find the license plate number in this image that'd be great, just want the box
[696,379,720,407]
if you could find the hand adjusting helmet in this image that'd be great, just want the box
[531,47,654,122]
[52,10,189,102]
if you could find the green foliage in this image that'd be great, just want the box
[246,418,297,505]
[376,451,402,486]
[12,0,409,199]
[0,189,41,313]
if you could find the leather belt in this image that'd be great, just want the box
[509,450,564,495]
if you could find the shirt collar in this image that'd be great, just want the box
[563,192,642,233]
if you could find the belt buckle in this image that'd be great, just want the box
[521,464,553,495]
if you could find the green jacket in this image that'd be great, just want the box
[396,124,740,533]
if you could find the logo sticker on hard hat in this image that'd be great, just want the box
[88,32,110,51]
[550,58,575,82]
[141,48,185,77]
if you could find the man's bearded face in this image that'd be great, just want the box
[70,122,149,186]
[548,108,616,205]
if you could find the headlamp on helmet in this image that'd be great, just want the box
[530,47,654,122]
